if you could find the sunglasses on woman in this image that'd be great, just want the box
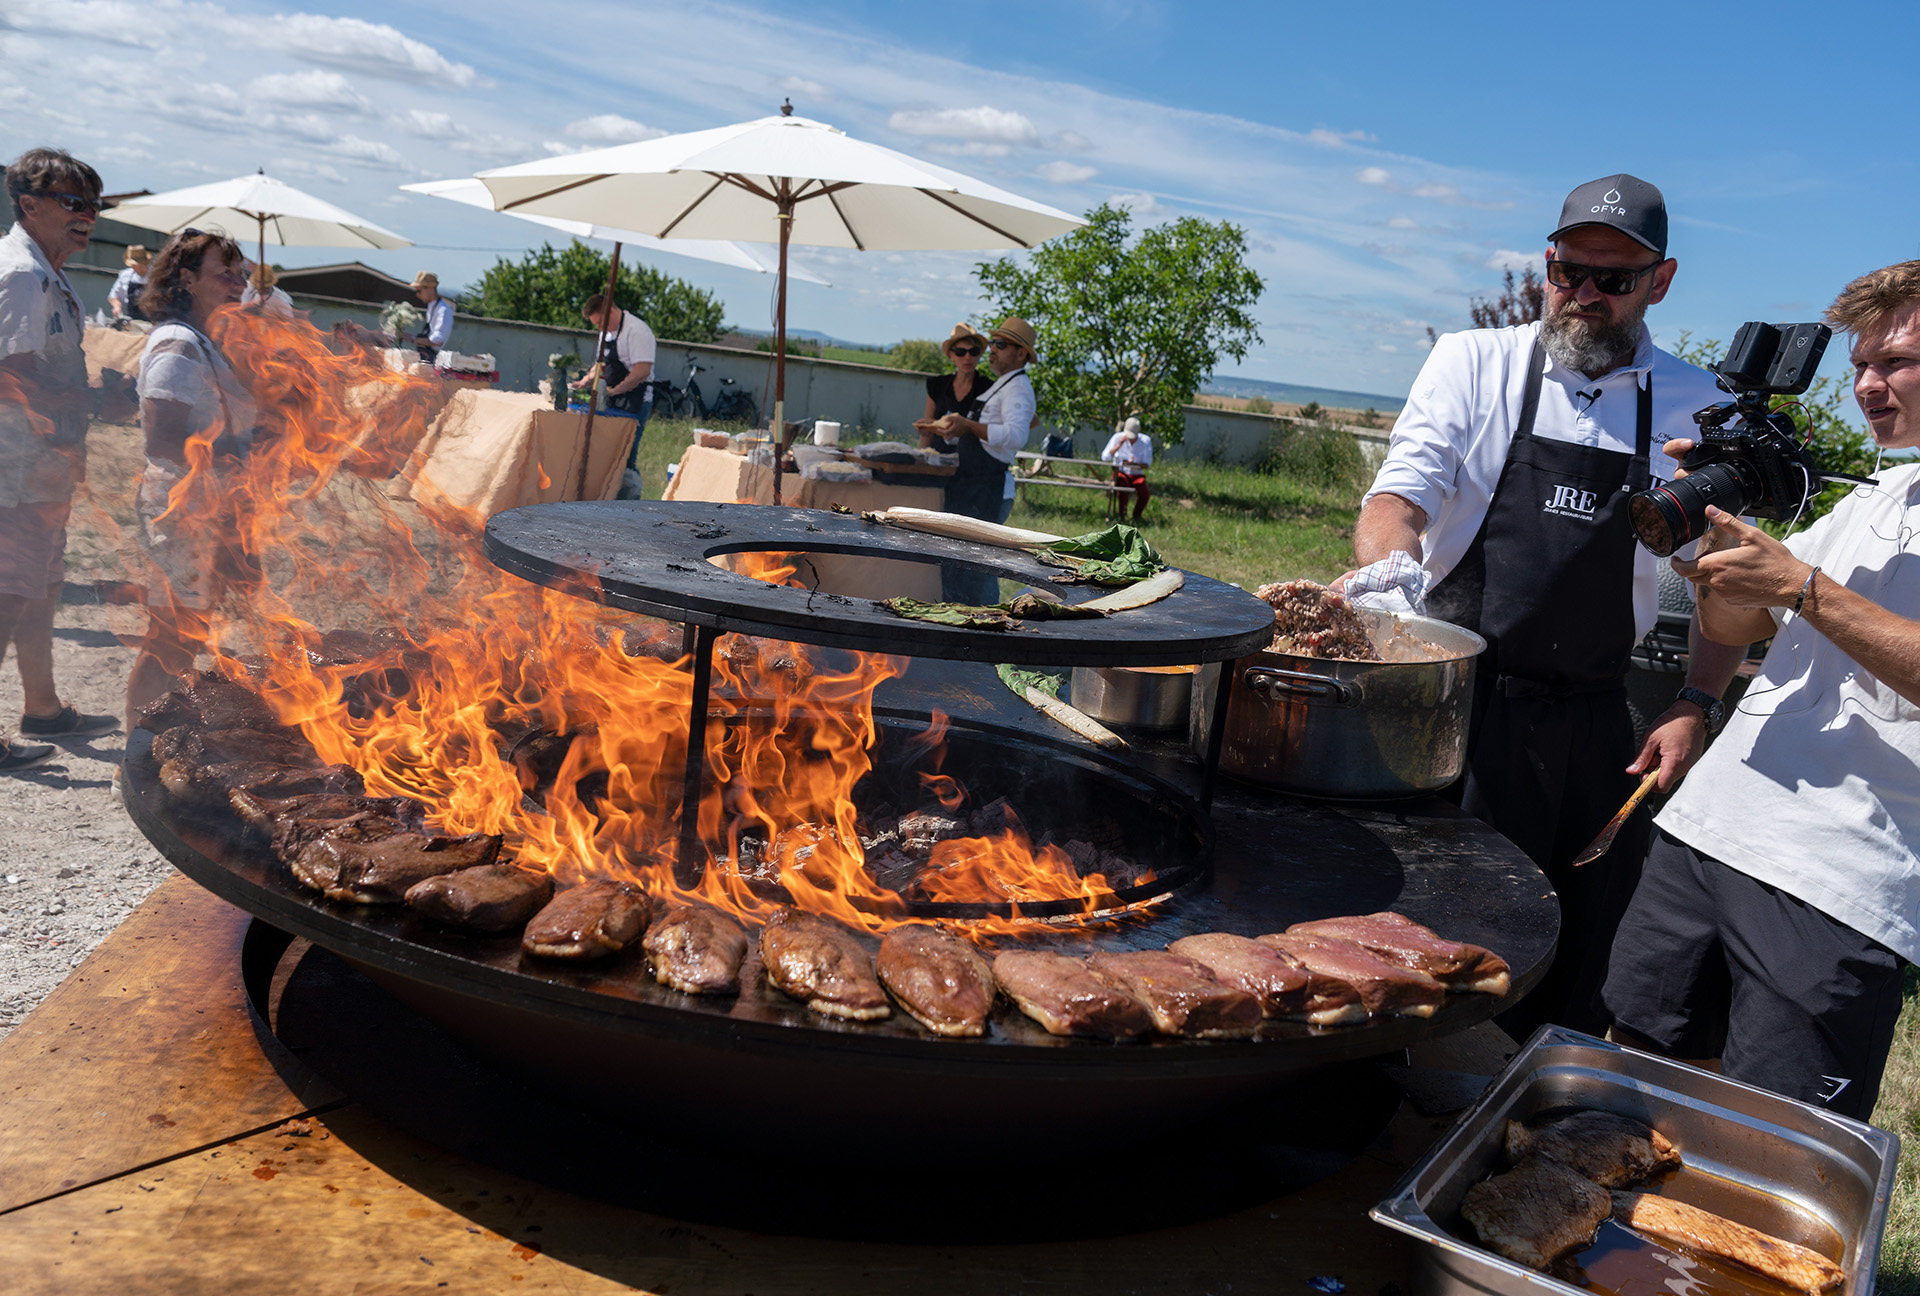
[950,345,982,357]
[37,192,102,216]
[1545,257,1665,297]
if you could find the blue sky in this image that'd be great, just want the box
[3,0,1915,400]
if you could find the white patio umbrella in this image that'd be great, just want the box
[399,177,830,285]
[472,108,1083,500]
[105,170,412,269]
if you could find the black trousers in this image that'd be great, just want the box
[1456,681,1647,1039]
[1604,830,1906,1122]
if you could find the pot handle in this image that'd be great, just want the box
[1244,667,1359,707]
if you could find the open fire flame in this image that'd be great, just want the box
[147,309,1136,934]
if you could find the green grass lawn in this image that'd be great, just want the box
[1873,968,1920,1294]
[635,417,1363,588]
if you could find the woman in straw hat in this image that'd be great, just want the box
[913,316,1037,604]
[108,243,150,324]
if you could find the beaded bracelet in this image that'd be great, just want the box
[1793,565,1821,615]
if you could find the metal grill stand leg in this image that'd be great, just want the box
[1200,664,1234,812]
[677,624,719,887]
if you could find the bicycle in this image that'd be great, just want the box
[657,354,758,426]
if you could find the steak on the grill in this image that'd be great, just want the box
[1285,911,1511,995]
[876,924,994,1037]
[229,790,424,837]
[759,908,890,1021]
[523,881,652,960]
[289,828,502,903]
[405,863,554,932]
[152,725,321,769]
[1256,931,1446,1017]
[159,758,363,810]
[136,670,282,734]
[992,950,1152,1040]
[1611,1191,1845,1294]
[1168,932,1365,1025]
[1460,1157,1611,1270]
[1506,1111,1679,1188]
[643,904,749,995]
[1086,950,1261,1039]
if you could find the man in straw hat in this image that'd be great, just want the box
[918,316,1037,604]
[410,271,453,364]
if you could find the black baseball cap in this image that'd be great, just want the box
[1547,174,1668,257]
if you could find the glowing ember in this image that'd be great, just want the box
[150,310,1137,934]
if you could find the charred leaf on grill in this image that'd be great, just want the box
[523,881,652,960]
[405,863,554,932]
[643,904,749,995]
[876,924,995,1037]
[992,950,1152,1040]
[759,907,890,1021]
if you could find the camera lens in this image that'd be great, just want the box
[1629,461,1763,557]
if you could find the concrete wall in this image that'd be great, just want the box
[63,261,1392,466]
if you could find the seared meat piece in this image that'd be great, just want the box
[759,908,890,1021]
[1507,1111,1680,1188]
[135,670,281,734]
[643,904,749,995]
[1460,1156,1611,1270]
[1286,911,1512,995]
[1086,950,1261,1039]
[1168,932,1365,1025]
[152,725,320,769]
[229,790,423,836]
[290,828,501,904]
[523,881,651,960]
[1256,932,1446,1017]
[1613,1192,1845,1294]
[992,950,1152,1041]
[876,925,994,1037]
[405,864,554,932]
[159,759,362,810]
[268,809,417,863]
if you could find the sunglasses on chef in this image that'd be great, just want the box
[1545,255,1669,296]
[952,340,1021,358]
[30,191,103,216]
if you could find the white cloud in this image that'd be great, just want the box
[1309,127,1375,147]
[1036,160,1098,184]
[246,69,371,113]
[0,0,162,48]
[394,109,465,141]
[563,114,667,143]
[1355,166,1392,186]
[1387,216,1419,230]
[889,106,1039,146]
[1413,182,1459,201]
[1050,130,1094,152]
[265,112,341,144]
[1109,191,1160,212]
[247,13,477,88]
[272,156,348,186]
[1485,249,1534,271]
[779,75,830,102]
[542,140,577,155]
[323,135,413,171]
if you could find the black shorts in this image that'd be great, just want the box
[1603,829,1907,1121]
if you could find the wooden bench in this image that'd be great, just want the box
[1015,452,1134,517]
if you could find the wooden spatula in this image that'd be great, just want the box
[1572,767,1662,867]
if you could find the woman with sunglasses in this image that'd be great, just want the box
[126,230,261,724]
[1339,173,1747,1039]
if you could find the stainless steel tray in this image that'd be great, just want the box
[1371,1026,1899,1296]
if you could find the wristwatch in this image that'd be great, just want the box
[1676,685,1726,735]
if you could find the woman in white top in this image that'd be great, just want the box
[127,230,261,721]
[107,243,149,323]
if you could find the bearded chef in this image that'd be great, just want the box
[1337,175,1750,1036]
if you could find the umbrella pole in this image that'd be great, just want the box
[772,194,791,506]
[576,240,623,500]
[256,217,264,285]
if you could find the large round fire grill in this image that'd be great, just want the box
[124,500,1557,1147]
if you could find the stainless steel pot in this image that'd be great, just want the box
[1189,608,1486,799]
[1069,665,1195,732]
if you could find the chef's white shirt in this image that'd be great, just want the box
[1102,429,1153,470]
[1366,320,1726,638]
[976,367,1035,499]
[423,296,454,348]
[1656,463,1920,962]
[602,310,656,371]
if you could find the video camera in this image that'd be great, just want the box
[1628,322,1874,557]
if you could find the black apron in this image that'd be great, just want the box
[599,318,652,419]
[1425,334,1653,1035]
[942,367,1024,522]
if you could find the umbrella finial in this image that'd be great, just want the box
[780,97,793,117]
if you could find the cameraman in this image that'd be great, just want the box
[1340,174,1747,1035]
[1603,262,1920,1120]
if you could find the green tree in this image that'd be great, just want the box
[888,338,948,374]
[1669,332,1877,533]
[976,203,1263,447]
[461,240,725,342]
[1243,395,1274,414]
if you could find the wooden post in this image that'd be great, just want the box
[771,186,792,506]
[575,241,623,500]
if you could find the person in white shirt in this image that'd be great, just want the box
[1341,174,1748,1036]
[574,293,656,500]
[925,315,1037,604]
[1101,415,1152,520]
[0,148,127,772]
[108,243,149,323]
[240,263,297,321]
[410,271,454,364]
[1602,262,1920,1120]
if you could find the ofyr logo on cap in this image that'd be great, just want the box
[1591,188,1626,217]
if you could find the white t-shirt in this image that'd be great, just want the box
[1657,463,1920,961]
[137,323,259,461]
[0,222,88,505]
[422,296,453,348]
[1367,321,1726,638]
[602,310,656,371]
[1102,429,1152,470]
[976,367,1035,499]
[110,266,146,311]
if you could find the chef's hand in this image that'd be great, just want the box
[1671,506,1810,609]
[1628,706,1703,792]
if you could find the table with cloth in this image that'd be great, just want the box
[400,388,632,516]
[663,444,949,600]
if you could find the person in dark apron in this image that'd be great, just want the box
[573,295,655,500]
[1341,175,1749,1037]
